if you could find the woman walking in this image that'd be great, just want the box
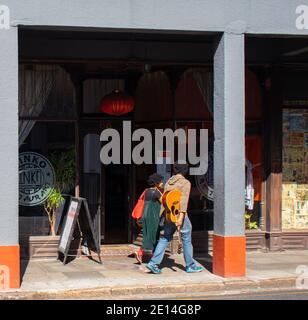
[134,173,163,264]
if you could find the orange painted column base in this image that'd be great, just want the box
[0,245,20,289]
[213,235,246,278]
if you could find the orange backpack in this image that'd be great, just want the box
[132,190,146,219]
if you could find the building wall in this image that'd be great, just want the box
[1,0,308,287]
[0,28,18,246]
[1,0,308,36]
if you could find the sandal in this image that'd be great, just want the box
[135,248,144,264]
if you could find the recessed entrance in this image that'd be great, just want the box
[81,119,132,244]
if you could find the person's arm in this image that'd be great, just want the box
[175,180,191,228]
[175,212,185,229]
[180,180,191,213]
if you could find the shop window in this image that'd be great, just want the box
[282,105,308,229]
[18,64,77,237]
[19,122,76,236]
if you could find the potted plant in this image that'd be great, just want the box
[44,149,75,236]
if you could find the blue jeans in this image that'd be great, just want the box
[149,215,196,268]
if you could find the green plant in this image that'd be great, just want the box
[245,212,258,230]
[44,149,75,236]
[44,188,64,236]
[49,149,75,193]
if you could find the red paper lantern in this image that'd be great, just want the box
[100,90,135,116]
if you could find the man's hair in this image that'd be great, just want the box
[173,162,189,176]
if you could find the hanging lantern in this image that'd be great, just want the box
[100,90,135,116]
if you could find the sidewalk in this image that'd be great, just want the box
[1,250,307,299]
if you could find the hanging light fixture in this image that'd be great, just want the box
[100,90,135,116]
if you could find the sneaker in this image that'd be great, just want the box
[186,265,205,273]
[145,263,162,274]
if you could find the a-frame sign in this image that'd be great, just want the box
[58,197,102,265]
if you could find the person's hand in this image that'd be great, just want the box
[175,219,183,228]
[175,212,184,228]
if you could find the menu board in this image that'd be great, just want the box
[58,199,79,253]
[282,107,308,229]
[58,197,102,265]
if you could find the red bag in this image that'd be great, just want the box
[132,190,146,219]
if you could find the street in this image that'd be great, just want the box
[56,289,308,300]
[174,290,308,300]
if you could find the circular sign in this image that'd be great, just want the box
[195,147,214,201]
[19,152,55,207]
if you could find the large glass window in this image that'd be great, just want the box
[19,122,76,235]
[282,104,308,229]
[19,64,77,237]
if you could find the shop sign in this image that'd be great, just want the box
[19,152,55,207]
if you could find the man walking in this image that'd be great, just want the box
[146,163,205,274]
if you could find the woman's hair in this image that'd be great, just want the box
[147,173,163,187]
[173,162,189,176]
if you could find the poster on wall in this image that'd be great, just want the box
[282,105,308,230]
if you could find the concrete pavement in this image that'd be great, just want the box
[1,250,308,299]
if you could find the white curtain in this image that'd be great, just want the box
[19,65,56,147]
[192,69,213,117]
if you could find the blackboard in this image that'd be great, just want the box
[58,197,101,265]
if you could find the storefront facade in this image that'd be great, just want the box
[1,0,308,288]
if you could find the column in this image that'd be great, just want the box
[0,25,20,289]
[264,69,283,251]
[213,32,246,278]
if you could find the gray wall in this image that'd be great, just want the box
[2,0,308,36]
[0,27,19,245]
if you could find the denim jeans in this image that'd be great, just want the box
[149,215,196,268]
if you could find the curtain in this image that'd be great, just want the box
[18,65,56,147]
[192,69,213,117]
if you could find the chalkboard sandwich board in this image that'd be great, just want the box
[58,197,102,265]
